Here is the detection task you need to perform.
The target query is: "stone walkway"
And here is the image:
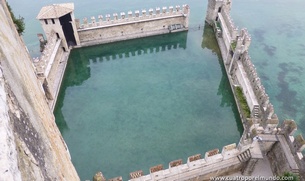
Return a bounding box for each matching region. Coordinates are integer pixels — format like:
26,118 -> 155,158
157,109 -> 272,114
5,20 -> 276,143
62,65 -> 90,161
48,50 -> 70,111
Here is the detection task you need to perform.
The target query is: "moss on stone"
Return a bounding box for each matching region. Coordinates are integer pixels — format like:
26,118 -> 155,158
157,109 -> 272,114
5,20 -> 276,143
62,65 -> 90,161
281,172 -> 299,181
295,135 -> 305,145
284,119 -> 297,130
235,86 -> 251,118
231,41 -> 237,51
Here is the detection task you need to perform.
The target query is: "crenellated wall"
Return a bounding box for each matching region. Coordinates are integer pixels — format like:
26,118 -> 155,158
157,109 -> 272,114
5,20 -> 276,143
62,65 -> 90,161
34,32 -> 60,78
76,5 -> 190,47
33,32 -> 68,110
207,0 -> 276,126
95,143 -> 251,181
217,9 -> 238,51
205,0 -> 305,179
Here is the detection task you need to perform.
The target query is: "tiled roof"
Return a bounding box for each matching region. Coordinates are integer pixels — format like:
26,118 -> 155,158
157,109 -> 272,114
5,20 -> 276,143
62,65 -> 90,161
37,3 -> 74,19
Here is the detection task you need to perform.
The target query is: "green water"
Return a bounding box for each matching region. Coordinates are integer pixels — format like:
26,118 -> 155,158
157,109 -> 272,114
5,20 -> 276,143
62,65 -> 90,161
54,28 -> 242,180
231,0 -> 305,133
7,0 -> 305,180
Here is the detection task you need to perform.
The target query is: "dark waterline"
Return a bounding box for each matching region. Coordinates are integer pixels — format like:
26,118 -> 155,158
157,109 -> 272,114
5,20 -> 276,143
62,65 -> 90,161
54,25 -> 243,180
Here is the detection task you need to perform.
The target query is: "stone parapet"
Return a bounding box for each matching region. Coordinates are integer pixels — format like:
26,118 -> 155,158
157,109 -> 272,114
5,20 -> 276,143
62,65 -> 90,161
207,0 -> 305,178
33,32 -> 59,78
77,5 -> 189,30
94,143 -> 244,181
220,9 -> 238,40
75,5 -> 189,48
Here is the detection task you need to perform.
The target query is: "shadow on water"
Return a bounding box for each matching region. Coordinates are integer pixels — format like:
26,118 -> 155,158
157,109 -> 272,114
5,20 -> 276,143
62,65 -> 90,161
74,31 -> 187,61
201,23 -> 243,137
54,32 -> 188,133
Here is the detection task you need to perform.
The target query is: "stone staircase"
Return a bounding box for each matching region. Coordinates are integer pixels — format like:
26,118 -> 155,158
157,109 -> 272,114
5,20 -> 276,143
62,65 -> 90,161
242,158 -> 259,176
237,149 -> 251,162
237,149 -> 260,176
252,105 -> 260,119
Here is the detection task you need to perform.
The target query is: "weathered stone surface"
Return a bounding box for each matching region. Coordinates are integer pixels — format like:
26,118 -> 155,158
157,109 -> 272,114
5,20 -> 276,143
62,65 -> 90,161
0,1 -> 79,180
169,159 -> 183,167
93,172 -> 106,181
150,164 -> 163,173
129,170 -> 143,179
188,154 -> 201,162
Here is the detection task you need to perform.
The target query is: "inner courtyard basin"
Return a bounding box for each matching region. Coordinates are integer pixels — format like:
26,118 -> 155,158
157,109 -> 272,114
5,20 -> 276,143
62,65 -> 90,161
54,26 -> 243,180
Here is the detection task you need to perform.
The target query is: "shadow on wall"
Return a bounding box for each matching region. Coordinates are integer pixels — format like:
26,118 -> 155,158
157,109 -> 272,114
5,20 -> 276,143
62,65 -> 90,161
202,23 -> 243,137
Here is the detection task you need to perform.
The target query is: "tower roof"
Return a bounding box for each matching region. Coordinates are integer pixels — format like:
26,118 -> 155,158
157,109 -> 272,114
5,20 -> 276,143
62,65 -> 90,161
36,3 -> 74,20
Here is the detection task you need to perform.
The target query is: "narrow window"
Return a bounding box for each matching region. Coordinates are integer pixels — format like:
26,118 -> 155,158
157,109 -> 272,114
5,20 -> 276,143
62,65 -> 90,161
218,7 -> 222,13
44,19 -> 48,25
56,33 -> 60,39
62,47 -> 66,52
52,19 -> 55,24
215,16 -> 219,21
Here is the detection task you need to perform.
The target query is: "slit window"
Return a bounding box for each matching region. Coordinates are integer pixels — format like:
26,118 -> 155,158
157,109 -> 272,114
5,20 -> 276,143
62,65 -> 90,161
218,7 -> 222,13
44,19 -> 48,25
52,19 -> 55,24
56,33 -> 60,39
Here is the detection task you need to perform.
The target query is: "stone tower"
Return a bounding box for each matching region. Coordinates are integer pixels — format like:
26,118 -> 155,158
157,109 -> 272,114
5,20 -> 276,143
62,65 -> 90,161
36,3 -> 80,50
205,0 -> 232,25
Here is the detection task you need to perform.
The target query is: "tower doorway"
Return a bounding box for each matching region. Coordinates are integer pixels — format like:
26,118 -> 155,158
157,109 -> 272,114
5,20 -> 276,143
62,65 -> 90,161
59,13 -> 77,47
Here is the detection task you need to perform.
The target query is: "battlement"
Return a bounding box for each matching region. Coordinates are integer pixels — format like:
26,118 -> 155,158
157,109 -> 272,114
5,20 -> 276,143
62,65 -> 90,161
33,32 -> 60,78
74,5 -> 189,47
33,31 -> 69,109
206,0 -> 305,178
219,9 -> 238,40
77,5 -> 190,30
96,143 -> 244,181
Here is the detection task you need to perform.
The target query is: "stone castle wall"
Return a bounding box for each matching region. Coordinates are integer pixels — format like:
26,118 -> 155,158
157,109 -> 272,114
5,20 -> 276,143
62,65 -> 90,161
217,9 -> 238,51
96,144 -> 248,181
34,32 -> 62,78
76,5 -> 189,47
33,32 -> 67,110
0,1 -> 79,180
206,0 -> 305,179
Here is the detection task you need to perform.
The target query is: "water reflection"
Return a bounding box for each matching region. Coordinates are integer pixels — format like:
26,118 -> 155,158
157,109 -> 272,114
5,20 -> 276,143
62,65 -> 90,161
74,32 -> 187,62
201,23 -> 243,136
54,32 -> 188,133
54,27 -> 245,180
